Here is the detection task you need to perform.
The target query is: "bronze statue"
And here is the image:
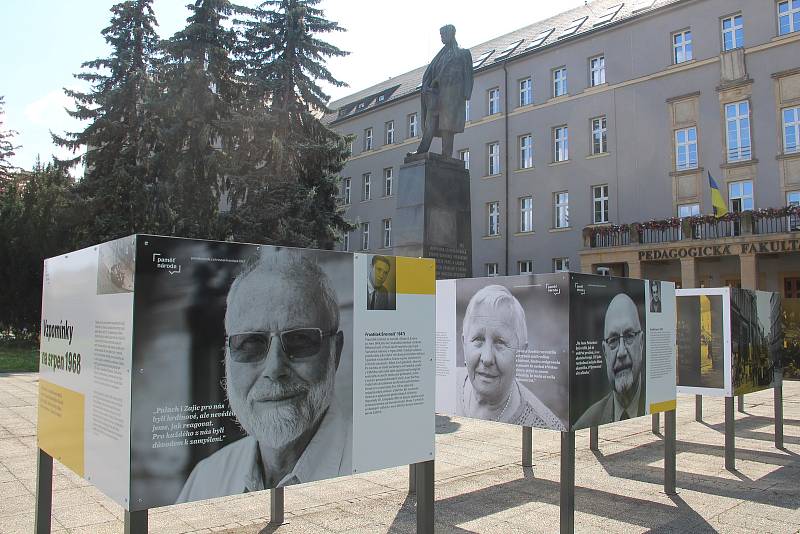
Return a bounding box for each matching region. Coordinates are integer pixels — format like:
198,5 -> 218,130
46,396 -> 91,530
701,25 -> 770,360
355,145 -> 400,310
412,25 -> 473,159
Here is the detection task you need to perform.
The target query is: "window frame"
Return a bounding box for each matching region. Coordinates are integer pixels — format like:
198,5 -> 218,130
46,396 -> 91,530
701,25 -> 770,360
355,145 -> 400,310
361,222 -> 370,250
407,113 -> 418,138
591,116 -> 607,155
487,201 -> 501,236
554,191 -> 570,229
342,231 -> 350,252
675,126 -> 698,170
728,180 -> 754,212
363,127 -> 373,151
778,0 -> 800,35
519,196 -> 534,233
342,177 -> 351,205
518,260 -> 534,275
553,257 -> 570,273
384,120 -> 394,145
783,106 -> 800,154
488,142 -> 501,175
552,67 -> 567,97
589,54 -> 606,87
519,134 -> 534,169
725,100 -> 752,163
553,125 -> 569,162
459,148 -> 470,170
383,167 -> 393,197
488,87 -> 501,115
519,77 -> 533,107
486,263 -> 499,277
721,13 -> 744,51
361,172 -> 371,201
672,29 -> 693,64
382,218 -> 392,248
592,184 -> 609,224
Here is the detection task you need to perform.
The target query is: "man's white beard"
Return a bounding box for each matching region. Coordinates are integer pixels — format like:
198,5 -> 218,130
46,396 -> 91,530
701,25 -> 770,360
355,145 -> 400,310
613,368 -> 634,395
226,358 -> 336,449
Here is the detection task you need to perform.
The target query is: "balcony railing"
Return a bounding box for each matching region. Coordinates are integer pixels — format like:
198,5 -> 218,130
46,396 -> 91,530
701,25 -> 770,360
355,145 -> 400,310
584,206 -> 800,249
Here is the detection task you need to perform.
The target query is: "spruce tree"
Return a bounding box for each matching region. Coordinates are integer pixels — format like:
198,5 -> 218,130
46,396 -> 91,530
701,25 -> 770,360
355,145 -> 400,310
53,0 -> 162,245
0,96 -> 19,185
229,0 -> 353,248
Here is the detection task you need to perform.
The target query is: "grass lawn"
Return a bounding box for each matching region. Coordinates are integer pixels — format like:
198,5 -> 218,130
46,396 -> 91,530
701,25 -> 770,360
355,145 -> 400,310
0,346 -> 39,372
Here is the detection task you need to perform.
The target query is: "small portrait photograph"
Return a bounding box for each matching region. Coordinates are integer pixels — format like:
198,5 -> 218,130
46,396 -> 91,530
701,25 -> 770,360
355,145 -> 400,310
453,276 -> 569,431
649,280 -> 662,313
571,276 -> 647,429
366,254 -> 396,310
96,237 -> 135,294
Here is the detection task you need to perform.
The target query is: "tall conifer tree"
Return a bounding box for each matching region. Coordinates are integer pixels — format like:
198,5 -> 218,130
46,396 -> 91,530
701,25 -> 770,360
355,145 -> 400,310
0,96 -> 19,185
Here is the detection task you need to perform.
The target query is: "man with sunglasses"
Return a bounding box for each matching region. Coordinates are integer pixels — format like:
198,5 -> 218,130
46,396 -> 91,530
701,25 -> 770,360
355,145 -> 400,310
576,293 -> 646,427
176,251 -> 350,503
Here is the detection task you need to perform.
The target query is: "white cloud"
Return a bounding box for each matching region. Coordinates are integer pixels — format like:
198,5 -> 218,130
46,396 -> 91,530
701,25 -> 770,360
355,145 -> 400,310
23,89 -> 74,127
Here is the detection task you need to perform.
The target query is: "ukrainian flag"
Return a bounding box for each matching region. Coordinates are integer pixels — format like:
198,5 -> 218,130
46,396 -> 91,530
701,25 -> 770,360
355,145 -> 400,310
708,172 -> 728,216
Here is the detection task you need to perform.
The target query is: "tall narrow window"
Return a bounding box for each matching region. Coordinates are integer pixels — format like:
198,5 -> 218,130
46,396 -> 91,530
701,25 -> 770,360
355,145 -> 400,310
553,257 -> 570,272
778,0 -> 800,35
675,127 -> 698,170
407,113 -> 418,138
519,134 -> 533,169
721,14 -> 744,50
554,191 -> 569,229
725,101 -> 751,162
361,222 -> 370,250
518,260 -> 534,275
729,180 -> 753,212
362,173 -> 371,201
592,185 -> 609,224
384,120 -> 394,145
591,116 -> 607,155
486,263 -> 499,277
519,196 -> 534,232
788,191 -> 800,230
382,219 -> 392,248
465,99 -> 471,122
488,142 -> 501,175
590,55 -> 605,86
672,30 -> 693,64
487,201 -> 500,236
553,67 -> 567,97
519,77 -> 533,106
364,127 -> 373,151
342,231 -> 350,252
342,177 -> 351,204
488,88 -> 501,115
783,106 -> 800,153
459,149 -> 470,170
553,126 -> 569,162
383,167 -> 393,197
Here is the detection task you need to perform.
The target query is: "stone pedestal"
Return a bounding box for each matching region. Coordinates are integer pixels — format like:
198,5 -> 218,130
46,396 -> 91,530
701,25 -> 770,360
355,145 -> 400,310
394,153 -> 472,279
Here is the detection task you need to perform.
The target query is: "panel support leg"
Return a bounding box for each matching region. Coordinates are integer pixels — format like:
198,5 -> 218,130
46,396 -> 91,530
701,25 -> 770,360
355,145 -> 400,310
652,412 -> 660,435
522,426 -> 533,467
415,460 -> 434,534
589,425 -> 598,451
124,510 -> 148,534
408,463 -> 416,494
35,448 -> 53,534
664,410 -> 677,495
270,487 -> 284,526
560,431 -> 575,534
695,395 -> 702,422
775,369 -> 784,449
725,396 -> 735,471
737,394 -> 744,413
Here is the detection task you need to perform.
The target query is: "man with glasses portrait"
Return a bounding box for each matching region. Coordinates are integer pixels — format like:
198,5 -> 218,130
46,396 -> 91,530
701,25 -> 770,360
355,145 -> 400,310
575,293 -> 646,426
176,250 -> 351,503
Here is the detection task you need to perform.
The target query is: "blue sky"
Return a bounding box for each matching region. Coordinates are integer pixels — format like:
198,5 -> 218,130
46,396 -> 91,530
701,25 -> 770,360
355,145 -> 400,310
0,0 -> 583,174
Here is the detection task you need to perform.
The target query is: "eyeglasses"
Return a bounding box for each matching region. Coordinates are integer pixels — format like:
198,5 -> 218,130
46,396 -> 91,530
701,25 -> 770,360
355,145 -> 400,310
227,328 -> 337,363
603,331 -> 642,351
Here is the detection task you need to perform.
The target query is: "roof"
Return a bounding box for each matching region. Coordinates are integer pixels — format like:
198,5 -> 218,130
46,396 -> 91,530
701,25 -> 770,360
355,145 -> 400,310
324,0 -> 682,125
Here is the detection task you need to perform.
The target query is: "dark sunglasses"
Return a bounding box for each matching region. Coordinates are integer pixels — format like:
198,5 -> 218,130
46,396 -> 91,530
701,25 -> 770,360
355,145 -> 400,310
227,328 -> 337,363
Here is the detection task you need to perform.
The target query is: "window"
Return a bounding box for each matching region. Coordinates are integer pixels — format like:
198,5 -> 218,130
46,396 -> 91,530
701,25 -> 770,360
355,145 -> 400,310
553,126 -> 569,162
519,134 -> 533,169
459,149 -> 470,170
672,30 -> 693,64
721,14 -> 744,50
361,222 -> 370,250
518,260 -> 534,275
675,127 -> 698,170
787,191 -> 800,230
348,138 -> 354,156
488,142 -> 501,175
591,116 -> 607,155
593,184 -> 609,224
383,168 -> 393,196
385,120 -> 394,145
678,203 -> 700,218
590,55 -> 605,86
554,191 -> 569,228
729,180 -> 753,212
778,0 -> 800,35
342,231 -> 350,252
465,100 -> 471,122
408,113 -> 418,138
361,173 -> 371,201
486,263 -> 499,277
553,257 -> 570,272
342,177 -> 351,204
364,127 -> 373,151
519,77 -> 533,106
786,277 -> 800,298
487,201 -> 500,236
553,67 -> 567,97
520,196 -> 534,232
783,106 -> 800,153
382,219 -> 392,248
725,101 -> 751,162
488,88 -> 501,115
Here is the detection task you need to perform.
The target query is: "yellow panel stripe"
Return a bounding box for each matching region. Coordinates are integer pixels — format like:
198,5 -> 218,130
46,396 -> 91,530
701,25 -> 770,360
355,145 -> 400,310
650,399 -> 677,413
395,257 -> 436,295
38,380 -> 85,477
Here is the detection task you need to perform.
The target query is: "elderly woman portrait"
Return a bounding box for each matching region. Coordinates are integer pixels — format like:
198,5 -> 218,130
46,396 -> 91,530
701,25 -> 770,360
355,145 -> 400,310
457,285 -> 563,429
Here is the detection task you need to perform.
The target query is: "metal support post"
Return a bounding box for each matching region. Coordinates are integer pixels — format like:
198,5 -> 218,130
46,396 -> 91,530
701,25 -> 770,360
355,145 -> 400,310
270,487 -> 284,526
589,425 -> 598,451
664,410 -> 677,495
775,370 -> 784,449
724,396 -> 735,471
522,426 -> 533,467
695,395 -> 702,422
415,460 -> 435,534
560,432 -> 575,534
737,394 -> 744,413
124,510 -> 148,534
408,463 -> 416,494
652,412 -> 660,435
35,449 -> 53,534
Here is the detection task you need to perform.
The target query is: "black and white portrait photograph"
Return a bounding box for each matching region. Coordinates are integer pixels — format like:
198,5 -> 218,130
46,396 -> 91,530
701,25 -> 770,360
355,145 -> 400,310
649,279 -> 662,313
366,254 -> 396,310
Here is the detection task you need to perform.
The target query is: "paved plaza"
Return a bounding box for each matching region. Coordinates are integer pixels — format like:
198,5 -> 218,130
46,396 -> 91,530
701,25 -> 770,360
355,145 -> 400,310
1,372 -> 798,533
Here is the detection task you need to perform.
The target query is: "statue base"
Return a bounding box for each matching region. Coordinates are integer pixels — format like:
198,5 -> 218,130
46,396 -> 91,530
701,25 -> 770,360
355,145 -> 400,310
394,153 -> 472,279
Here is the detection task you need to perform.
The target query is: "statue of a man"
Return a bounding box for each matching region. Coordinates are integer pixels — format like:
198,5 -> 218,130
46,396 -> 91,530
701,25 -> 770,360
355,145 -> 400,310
412,25 -> 473,159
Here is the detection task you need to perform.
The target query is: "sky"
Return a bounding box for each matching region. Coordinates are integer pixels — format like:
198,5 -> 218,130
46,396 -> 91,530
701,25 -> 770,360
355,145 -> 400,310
0,0 -> 585,173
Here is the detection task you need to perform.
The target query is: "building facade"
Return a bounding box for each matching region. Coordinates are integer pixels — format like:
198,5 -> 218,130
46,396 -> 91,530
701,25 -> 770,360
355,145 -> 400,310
325,0 -> 800,298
